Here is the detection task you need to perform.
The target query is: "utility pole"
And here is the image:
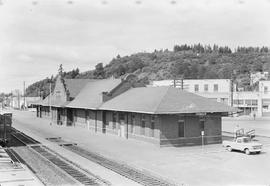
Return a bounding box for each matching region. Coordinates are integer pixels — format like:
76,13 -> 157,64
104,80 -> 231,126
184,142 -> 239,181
17,91 -> 20,110
23,81 -> 26,110
49,80 -> 52,125
230,78 -> 233,107
181,76 -> 184,90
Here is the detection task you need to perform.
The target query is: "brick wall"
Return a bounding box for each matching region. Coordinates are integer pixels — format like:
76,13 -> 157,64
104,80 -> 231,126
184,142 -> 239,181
41,106 -> 50,119
160,114 -> 222,147
74,109 -> 87,127
204,114 -> 222,144
98,111 -> 160,143
87,110 -> 97,131
96,111 -> 103,132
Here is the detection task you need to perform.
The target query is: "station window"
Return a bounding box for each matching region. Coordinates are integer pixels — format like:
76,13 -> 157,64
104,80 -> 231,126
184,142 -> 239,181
199,118 -> 205,131
194,84 -> 199,92
150,115 -> 155,137
204,84 -> 208,92
214,84 -> 218,92
119,112 -> 125,121
73,110 -> 77,122
131,113 -> 135,134
141,114 -> 145,135
178,118 -> 185,137
112,112 -> 117,130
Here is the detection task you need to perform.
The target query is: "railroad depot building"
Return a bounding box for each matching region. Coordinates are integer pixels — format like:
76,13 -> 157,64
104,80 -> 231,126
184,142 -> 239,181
34,75 -> 236,146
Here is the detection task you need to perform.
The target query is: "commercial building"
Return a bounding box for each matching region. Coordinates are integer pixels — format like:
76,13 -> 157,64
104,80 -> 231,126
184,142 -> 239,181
34,74 -> 235,147
152,79 -> 232,105
152,79 -> 270,117
259,81 -> 270,116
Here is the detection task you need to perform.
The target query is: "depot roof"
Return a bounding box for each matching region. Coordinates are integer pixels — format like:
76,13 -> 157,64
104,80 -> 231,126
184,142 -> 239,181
99,86 -> 237,114
66,78 -> 122,109
64,79 -> 96,98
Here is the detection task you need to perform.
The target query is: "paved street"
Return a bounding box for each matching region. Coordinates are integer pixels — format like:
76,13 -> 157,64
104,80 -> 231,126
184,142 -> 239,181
11,110 -> 270,186
223,116 -> 270,137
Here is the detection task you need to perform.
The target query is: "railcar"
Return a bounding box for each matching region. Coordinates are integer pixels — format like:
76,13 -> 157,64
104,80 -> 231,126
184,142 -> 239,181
0,111 -> 12,146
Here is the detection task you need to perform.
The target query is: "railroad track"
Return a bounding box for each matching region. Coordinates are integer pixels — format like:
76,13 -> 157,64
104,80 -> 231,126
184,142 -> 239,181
64,145 -> 176,186
31,146 -> 105,186
5,148 -> 24,163
9,128 -> 110,186
4,147 -> 40,176
10,128 -> 40,145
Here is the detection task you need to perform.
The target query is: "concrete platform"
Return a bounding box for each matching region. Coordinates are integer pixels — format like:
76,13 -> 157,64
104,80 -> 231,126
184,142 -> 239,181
0,147 -> 44,186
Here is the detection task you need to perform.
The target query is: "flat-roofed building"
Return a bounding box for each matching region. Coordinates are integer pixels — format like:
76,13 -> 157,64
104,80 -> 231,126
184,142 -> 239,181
152,79 -> 231,105
233,91 -> 260,116
259,80 -> 270,116
152,79 -> 270,117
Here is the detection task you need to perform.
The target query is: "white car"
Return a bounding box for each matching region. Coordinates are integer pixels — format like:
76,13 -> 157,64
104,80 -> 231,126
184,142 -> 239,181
223,137 -> 262,155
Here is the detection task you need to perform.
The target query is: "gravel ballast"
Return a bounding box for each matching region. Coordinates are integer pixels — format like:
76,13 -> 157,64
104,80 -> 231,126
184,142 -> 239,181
13,146 -> 79,186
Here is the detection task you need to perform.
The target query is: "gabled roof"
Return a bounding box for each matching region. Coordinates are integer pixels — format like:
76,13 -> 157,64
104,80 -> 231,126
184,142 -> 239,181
99,86 -> 237,114
33,95 -> 69,107
66,78 -> 122,109
32,78 -> 96,107
64,79 -> 96,98
39,95 -> 50,106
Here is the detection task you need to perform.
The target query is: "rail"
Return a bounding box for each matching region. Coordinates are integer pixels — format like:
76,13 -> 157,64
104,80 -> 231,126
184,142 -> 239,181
63,145 -> 176,186
9,128 -> 109,186
31,146 -> 106,186
10,131 -> 40,145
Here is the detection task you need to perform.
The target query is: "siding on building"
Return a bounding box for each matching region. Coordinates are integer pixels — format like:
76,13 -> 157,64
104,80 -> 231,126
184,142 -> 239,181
159,114 -> 222,147
34,76 -> 233,147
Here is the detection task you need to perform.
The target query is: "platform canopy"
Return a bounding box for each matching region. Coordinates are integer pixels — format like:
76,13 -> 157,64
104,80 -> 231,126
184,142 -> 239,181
99,86 -> 238,114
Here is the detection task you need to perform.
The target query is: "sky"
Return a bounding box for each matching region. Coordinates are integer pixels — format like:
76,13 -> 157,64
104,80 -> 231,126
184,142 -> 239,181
0,0 -> 270,93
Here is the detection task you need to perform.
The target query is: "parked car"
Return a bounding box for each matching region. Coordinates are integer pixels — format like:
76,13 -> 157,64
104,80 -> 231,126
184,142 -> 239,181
223,137 -> 262,155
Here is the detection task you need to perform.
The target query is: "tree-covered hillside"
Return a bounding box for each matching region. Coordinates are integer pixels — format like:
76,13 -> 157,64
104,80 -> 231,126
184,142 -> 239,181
25,44 -> 270,97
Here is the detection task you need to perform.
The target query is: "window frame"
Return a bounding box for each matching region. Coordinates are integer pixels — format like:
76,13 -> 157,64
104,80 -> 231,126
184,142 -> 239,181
141,114 -> 146,135
213,84 -> 218,92
194,84 -> 199,92
199,118 -> 205,132
150,115 -> 155,137
178,118 -> 185,138
204,84 -> 208,92
112,112 -> 117,130
131,113 -> 135,134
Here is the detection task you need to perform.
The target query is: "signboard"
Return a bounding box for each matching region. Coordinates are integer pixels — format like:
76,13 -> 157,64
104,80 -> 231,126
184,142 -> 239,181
201,131 -> 204,136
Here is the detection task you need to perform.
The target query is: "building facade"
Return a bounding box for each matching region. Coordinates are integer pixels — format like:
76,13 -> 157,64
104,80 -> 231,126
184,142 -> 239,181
152,79 -> 232,105
152,79 -> 270,117
259,81 -> 270,116
34,76 -> 235,147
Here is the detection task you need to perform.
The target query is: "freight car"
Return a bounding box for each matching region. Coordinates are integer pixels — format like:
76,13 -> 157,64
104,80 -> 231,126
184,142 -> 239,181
0,111 -> 12,146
